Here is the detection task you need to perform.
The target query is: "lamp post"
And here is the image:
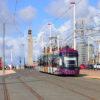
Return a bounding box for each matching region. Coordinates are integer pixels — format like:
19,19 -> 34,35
3,23 -> 6,74
20,43 -> 25,69
70,1 -> 76,50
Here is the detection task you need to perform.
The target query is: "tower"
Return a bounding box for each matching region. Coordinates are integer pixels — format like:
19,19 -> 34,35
27,29 -> 33,66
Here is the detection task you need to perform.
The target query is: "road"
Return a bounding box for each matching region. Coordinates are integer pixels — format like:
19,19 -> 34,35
0,69 -> 100,100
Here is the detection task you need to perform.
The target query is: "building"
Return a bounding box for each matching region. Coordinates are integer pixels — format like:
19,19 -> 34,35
78,42 -> 88,65
77,42 -> 95,65
88,44 -> 95,64
27,29 -> 33,66
77,42 -> 88,65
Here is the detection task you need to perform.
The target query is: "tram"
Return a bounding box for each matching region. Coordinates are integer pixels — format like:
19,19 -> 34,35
38,46 -> 80,75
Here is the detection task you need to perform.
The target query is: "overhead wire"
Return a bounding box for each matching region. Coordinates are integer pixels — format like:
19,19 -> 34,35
13,0 -> 84,47
49,0 -> 84,46
13,0 -> 24,35
12,0 -> 26,66
39,0 -> 83,47
52,0 -> 83,23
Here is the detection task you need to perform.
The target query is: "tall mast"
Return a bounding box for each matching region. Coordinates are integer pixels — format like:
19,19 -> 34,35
3,23 -> 5,73
71,1 -> 76,50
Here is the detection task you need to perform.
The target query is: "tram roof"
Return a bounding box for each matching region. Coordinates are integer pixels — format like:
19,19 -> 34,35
60,46 -> 78,53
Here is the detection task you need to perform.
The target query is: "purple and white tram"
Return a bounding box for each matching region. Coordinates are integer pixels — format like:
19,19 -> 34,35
39,46 -> 80,75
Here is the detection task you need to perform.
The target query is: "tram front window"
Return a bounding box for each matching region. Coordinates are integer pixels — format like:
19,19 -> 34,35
64,57 -> 77,68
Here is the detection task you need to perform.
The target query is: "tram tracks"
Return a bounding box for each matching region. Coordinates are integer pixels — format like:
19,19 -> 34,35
26,71 -> 97,100
52,76 -> 100,92
15,70 -> 99,100
2,77 -> 10,100
16,76 -> 44,100
1,72 -> 44,100
2,69 -> 99,100
34,71 -> 100,92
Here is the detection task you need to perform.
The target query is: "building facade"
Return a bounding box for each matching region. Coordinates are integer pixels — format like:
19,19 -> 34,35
77,42 -> 94,65
77,42 -> 88,65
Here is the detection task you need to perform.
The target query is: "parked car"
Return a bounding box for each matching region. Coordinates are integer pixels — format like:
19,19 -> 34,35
80,64 -> 87,69
94,64 -> 100,70
87,64 -> 94,69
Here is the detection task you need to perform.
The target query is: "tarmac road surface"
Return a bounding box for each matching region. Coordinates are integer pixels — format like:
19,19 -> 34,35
0,69 -> 100,100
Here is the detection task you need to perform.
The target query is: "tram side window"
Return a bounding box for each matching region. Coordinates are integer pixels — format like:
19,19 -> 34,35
56,57 -> 62,67
52,57 -> 63,67
52,58 -> 57,67
59,58 -> 62,66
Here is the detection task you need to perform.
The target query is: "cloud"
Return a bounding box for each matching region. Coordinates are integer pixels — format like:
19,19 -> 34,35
18,6 -> 36,21
0,36 -> 26,65
88,6 -> 98,17
0,0 -> 10,22
58,20 -> 71,33
46,0 -> 89,19
46,0 -> 69,18
36,21 -> 73,50
97,0 -> 100,9
0,0 -> 19,36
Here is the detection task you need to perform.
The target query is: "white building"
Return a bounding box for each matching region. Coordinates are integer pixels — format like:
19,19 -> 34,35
77,42 -> 94,65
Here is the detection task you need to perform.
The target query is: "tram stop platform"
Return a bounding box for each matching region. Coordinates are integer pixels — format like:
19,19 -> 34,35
0,70 -> 16,76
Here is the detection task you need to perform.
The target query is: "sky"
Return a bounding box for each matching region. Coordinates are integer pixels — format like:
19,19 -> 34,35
0,0 -> 100,65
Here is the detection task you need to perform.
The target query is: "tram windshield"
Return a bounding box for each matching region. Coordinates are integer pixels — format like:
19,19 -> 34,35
64,57 -> 77,68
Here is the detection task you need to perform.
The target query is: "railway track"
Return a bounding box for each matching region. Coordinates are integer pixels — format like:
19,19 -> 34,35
2,76 -> 10,100
14,69 -> 100,100
16,76 -> 44,100
24,70 -> 97,100
43,74 -> 100,93
1,71 -> 44,100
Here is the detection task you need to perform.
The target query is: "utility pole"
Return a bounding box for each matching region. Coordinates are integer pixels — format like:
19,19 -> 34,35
21,43 -> 25,68
71,1 -> 76,50
3,23 -> 5,74
11,49 -> 13,68
19,57 -> 21,69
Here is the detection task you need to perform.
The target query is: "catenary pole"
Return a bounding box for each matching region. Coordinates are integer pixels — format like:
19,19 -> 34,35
3,23 -> 5,74
71,1 -> 76,50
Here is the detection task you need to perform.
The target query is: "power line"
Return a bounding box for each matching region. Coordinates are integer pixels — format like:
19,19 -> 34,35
51,0 -> 83,23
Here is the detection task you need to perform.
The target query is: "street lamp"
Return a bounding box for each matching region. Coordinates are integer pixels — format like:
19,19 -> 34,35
3,23 -> 6,74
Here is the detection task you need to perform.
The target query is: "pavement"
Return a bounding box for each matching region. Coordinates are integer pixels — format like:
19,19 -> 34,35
80,69 -> 100,79
0,69 -> 100,100
0,70 -> 16,76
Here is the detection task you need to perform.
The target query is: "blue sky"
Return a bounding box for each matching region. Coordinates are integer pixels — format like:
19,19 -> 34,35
89,0 -> 99,6
4,0 -> 100,37
0,0 -> 100,65
6,0 -> 53,37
